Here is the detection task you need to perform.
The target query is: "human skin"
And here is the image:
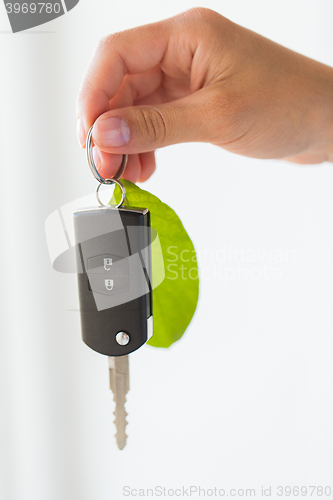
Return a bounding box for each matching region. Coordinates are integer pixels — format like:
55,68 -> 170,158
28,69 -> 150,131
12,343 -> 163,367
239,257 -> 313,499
76,7 -> 333,183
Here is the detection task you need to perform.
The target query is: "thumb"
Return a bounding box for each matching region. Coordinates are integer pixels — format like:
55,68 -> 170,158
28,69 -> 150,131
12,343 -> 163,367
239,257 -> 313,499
92,89 -> 219,154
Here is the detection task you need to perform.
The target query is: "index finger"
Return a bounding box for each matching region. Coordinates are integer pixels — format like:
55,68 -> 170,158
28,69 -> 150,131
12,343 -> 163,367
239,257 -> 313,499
76,20 -> 171,138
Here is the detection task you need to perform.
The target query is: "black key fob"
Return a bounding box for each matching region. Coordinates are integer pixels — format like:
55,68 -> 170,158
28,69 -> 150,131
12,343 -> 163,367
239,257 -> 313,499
73,205 -> 153,357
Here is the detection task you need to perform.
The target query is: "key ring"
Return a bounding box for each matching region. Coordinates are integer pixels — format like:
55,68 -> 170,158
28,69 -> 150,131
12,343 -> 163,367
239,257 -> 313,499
86,124 -> 127,208
86,124 -> 128,183
96,178 -> 126,208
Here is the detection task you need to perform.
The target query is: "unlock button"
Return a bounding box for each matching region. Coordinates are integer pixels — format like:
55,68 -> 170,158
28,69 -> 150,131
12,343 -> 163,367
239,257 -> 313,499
88,274 -> 130,295
87,255 -> 129,274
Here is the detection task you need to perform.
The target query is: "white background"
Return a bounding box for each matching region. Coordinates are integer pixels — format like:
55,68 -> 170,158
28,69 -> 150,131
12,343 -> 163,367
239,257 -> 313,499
0,1 -> 333,499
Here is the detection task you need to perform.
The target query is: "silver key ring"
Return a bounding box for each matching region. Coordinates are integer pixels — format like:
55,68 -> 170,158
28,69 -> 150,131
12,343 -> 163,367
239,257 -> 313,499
96,178 -> 126,208
86,124 -> 128,183
86,123 -> 127,208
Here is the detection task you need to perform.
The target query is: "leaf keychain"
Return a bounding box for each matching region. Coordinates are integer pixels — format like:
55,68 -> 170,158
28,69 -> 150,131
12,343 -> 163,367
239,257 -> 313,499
112,180 -> 199,348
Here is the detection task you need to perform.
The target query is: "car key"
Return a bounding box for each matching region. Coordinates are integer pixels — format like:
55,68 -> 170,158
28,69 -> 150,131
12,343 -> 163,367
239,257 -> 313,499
73,201 -> 153,448
73,130 -> 153,449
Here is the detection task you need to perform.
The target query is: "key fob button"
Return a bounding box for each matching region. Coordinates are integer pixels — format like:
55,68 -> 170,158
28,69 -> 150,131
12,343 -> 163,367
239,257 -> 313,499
88,274 -> 130,295
87,255 -> 129,275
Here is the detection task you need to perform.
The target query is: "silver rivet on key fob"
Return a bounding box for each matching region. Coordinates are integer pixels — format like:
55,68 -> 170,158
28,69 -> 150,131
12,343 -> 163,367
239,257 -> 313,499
116,332 -> 130,345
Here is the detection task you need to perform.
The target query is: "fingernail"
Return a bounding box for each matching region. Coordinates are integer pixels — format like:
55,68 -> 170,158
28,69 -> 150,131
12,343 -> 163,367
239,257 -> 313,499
77,118 -> 85,148
92,147 -> 102,171
94,117 -> 130,147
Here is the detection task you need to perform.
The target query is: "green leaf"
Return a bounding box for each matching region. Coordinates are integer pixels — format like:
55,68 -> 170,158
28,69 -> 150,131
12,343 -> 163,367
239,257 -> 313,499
112,180 -> 199,348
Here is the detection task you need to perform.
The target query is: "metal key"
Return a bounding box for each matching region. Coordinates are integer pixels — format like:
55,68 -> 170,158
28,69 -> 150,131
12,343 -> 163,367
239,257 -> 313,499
73,204 -> 153,449
109,356 -> 129,450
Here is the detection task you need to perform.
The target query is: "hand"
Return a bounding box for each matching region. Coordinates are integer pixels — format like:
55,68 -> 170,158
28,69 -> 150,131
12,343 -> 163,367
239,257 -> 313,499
76,7 -> 333,183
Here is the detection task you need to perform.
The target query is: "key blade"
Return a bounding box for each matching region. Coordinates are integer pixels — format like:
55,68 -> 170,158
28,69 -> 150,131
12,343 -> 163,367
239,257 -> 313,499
108,355 -> 130,450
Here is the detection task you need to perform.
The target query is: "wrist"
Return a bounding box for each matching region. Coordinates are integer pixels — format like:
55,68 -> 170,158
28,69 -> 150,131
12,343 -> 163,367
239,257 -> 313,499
309,61 -> 333,162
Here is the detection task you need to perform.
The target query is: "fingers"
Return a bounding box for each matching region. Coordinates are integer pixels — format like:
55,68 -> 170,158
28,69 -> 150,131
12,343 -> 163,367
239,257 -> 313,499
119,152 -> 156,183
121,154 -> 141,183
76,8 -> 221,183
76,20 -> 172,144
109,67 -> 164,110
92,148 -> 123,179
285,151 -> 330,164
90,68 -> 163,181
76,8 -> 208,146
138,152 -> 156,182
88,68 -> 164,181
76,13 -> 196,182
94,148 -> 156,183
91,88 -> 221,154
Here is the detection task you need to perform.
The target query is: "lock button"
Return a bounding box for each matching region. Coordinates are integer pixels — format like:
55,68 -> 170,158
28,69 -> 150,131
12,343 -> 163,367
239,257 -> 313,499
88,274 -> 130,295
